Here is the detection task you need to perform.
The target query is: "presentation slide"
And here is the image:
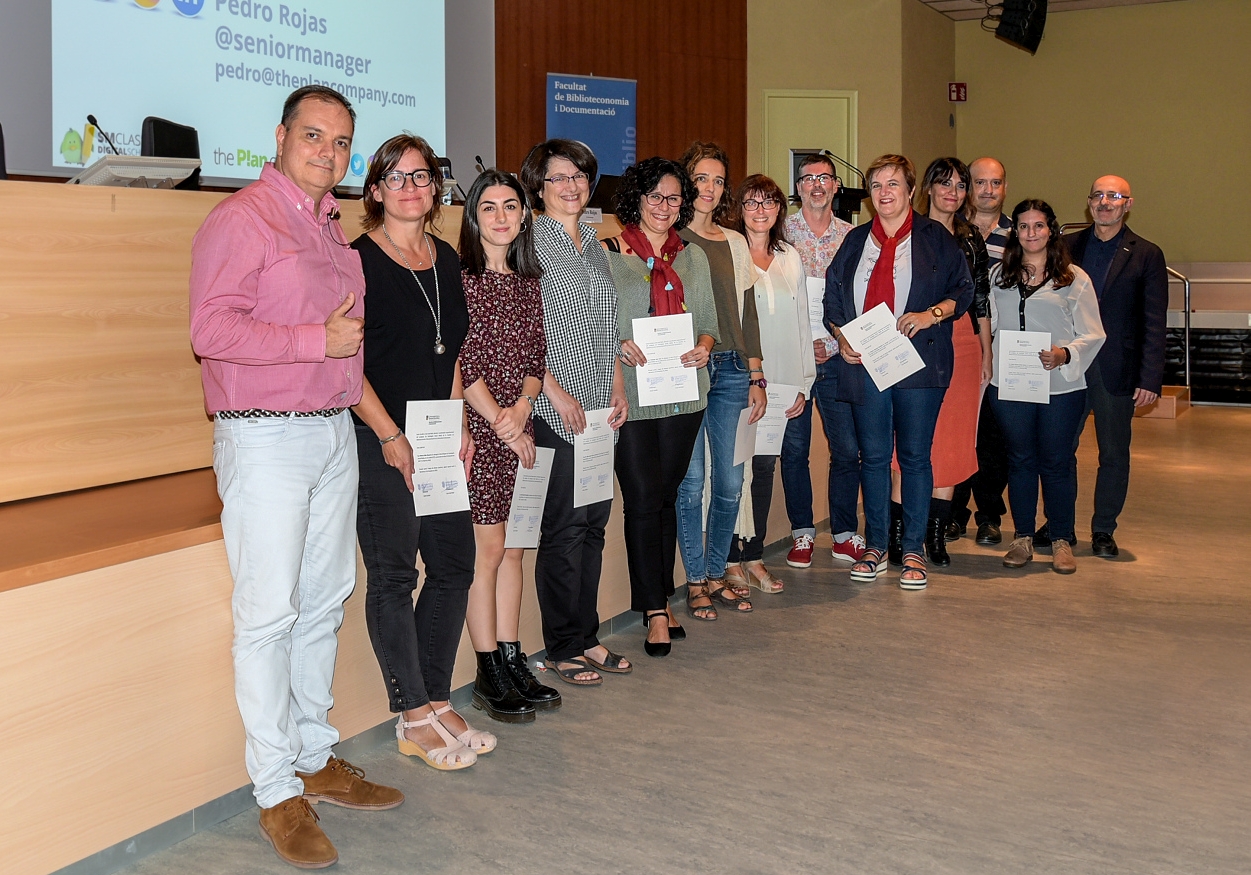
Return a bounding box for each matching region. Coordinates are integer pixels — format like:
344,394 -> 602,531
51,0 -> 445,186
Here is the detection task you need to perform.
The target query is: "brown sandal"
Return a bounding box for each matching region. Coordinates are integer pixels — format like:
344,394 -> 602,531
707,579 -> 753,612
685,584 -> 718,621
722,563 -> 751,598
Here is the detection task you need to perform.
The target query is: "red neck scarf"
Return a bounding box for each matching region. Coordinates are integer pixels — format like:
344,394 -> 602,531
863,209 -> 914,314
620,224 -> 686,317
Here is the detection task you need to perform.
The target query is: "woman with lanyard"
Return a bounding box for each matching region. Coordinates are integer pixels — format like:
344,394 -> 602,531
989,199 -> 1105,574
726,174 -> 815,594
607,157 -> 719,657
886,157 -> 993,568
519,140 -> 631,686
457,169 -> 561,723
826,154 -> 973,591
674,141 -> 764,620
350,133 -> 485,770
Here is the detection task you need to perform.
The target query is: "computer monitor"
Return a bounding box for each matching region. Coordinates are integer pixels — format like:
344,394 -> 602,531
141,117 -> 200,190
585,174 -> 621,214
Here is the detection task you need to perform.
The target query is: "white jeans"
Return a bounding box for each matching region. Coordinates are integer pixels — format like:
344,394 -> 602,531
212,412 -> 359,809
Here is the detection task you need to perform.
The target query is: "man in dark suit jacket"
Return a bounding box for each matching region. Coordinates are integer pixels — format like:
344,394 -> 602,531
1062,175 -> 1168,557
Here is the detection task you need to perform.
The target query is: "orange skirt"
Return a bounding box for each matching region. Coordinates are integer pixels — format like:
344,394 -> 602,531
929,316 -> 983,488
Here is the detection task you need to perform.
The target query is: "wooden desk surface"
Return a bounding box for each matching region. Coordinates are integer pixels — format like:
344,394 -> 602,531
0,468 -> 222,593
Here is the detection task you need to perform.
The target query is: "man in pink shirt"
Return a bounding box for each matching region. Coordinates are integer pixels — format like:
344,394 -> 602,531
190,85 -> 402,870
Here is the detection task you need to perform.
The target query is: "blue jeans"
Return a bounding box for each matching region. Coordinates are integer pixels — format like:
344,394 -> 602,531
780,359 -> 861,540
677,351 -> 749,582
213,412 -> 359,809
989,385 -> 1087,544
851,371 -> 946,556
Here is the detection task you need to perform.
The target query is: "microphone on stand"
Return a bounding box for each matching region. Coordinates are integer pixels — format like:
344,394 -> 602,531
86,115 -> 122,156
474,155 -> 487,173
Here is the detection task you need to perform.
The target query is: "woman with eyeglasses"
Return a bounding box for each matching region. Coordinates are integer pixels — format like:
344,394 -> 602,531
605,157 -> 719,657
884,158 -> 993,568
989,199 -> 1105,575
457,169 -> 562,723
826,154 -> 974,591
518,140 -> 631,686
670,141 -> 762,620
727,174 -> 816,592
350,133 -> 484,770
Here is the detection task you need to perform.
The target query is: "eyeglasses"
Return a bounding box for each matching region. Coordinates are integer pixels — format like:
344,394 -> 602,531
797,173 -> 835,187
382,169 -> 435,190
742,197 -> 782,211
644,192 -> 684,207
1088,191 -> 1130,203
544,172 -> 590,186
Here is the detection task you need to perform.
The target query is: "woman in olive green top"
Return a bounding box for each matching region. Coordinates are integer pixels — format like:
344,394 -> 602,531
675,141 -> 765,618
605,157 -> 719,657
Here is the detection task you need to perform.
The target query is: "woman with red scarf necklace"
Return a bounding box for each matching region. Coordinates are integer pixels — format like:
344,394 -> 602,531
604,157 -> 720,658
825,155 -> 975,591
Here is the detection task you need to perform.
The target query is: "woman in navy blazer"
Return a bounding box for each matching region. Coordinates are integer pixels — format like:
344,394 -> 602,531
824,154 -> 974,590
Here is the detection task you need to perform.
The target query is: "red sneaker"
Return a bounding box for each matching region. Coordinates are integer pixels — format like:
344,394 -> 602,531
786,535 -> 815,568
831,535 -> 866,564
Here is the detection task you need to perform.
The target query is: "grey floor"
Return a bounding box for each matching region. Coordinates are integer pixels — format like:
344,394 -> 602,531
119,407 -> 1251,875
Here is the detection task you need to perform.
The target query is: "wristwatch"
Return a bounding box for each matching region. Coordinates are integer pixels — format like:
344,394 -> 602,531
749,377 -> 768,389
930,305 -> 945,323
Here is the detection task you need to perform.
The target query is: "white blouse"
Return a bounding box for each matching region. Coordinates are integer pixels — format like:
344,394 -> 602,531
989,264 -> 1106,395
853,234 -> 913,318
753,243 -> 816,398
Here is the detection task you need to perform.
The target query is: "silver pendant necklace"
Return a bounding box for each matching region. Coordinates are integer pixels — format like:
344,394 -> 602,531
382,224 -> 445,354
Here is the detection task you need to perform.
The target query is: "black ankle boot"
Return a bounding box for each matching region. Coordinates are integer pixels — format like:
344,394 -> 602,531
888,501 -> 904,567
925,516 -> 951,567
498,641 -> 561,711
472,650 -> 536,724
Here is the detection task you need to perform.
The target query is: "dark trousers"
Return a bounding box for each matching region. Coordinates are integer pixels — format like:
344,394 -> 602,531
730,454 -> 777,564
952,390 -> 1010,527
355,425 -> 474,712
1071,363 -> 1136,535
779,360 -> 861,538
533,416 -> 611,661
989,387 -> 1087,544
616,411 -> 704,613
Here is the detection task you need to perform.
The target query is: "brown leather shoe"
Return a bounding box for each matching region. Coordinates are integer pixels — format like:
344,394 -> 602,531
298,756 -> 404,810
1003,536 -> 1033,568
259,797 -> 338,869
1052,539 -> 1077,574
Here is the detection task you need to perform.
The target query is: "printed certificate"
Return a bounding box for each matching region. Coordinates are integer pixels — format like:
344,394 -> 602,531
633,313 -> 699,406
574,408 -> 615,507
504,447 -> 555,549
996,330 -> 1052,404
405,399 -> 471,517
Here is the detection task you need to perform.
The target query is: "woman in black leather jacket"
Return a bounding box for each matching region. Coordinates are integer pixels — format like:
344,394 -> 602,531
886,157 -> 992,567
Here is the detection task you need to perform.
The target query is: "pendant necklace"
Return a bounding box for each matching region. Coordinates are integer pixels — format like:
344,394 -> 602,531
382,224 -> 445,354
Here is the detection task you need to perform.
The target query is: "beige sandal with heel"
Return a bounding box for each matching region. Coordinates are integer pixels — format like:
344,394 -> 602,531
396,712 -> 476,771
433,704 -> 496,754
744,561 -> 784,594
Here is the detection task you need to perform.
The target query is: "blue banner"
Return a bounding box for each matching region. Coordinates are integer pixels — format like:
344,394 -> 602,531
546,73 -> 637,177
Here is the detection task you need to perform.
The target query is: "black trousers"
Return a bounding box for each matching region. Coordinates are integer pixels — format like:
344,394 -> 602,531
1071,363 -> 1136,535
533,416 -> 612,661
355,424 -> 474,712
615,411 -> 704,613
952,390 -> 1010,526
729,454 -> 777,564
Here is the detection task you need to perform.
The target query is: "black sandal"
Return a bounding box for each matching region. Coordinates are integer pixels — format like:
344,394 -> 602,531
543,656 -> 603,686
582,648 -> 632,674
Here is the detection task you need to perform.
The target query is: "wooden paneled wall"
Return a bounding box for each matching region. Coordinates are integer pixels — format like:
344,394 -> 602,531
494,0 -> 748,180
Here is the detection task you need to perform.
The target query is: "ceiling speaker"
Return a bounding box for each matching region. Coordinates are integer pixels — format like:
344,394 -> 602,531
994,0 -> 1048,55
